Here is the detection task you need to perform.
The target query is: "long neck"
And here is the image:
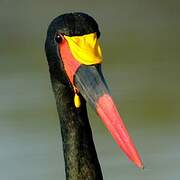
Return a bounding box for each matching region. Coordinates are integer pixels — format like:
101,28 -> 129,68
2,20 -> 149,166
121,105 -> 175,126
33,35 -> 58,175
51,78 -> 103,180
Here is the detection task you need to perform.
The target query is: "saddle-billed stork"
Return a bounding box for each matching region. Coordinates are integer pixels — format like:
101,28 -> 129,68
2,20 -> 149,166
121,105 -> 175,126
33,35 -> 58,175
45,12 -> 143,180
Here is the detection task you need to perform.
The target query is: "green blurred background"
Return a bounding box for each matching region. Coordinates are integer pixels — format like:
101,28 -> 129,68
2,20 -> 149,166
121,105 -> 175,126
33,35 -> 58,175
0,0 -> 180,180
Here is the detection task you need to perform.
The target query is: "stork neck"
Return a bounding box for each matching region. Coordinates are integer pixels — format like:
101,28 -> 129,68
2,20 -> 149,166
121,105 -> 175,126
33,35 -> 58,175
51,78 -> 103,180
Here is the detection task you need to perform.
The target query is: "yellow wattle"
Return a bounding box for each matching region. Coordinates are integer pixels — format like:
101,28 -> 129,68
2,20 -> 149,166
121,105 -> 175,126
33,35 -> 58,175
74,93 -> 81,108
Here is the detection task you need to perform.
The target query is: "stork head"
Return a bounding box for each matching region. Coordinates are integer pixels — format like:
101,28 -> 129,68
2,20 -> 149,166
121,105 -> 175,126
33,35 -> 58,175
45,12 -> 143,169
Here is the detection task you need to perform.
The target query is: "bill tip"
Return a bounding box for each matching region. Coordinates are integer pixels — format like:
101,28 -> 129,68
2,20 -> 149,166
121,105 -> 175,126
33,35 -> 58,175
137,163 -> 144,170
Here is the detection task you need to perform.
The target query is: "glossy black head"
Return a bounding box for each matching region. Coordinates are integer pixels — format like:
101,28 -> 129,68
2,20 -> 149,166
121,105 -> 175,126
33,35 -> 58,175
45,12 -> 100,84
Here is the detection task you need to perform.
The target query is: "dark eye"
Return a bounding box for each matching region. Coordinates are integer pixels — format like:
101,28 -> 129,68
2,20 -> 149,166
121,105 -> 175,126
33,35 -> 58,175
55,33 -> 62,43
97,31 -> 100,38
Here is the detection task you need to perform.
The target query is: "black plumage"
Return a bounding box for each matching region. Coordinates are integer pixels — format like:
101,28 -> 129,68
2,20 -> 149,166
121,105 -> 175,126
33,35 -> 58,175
45,12 -> 103,180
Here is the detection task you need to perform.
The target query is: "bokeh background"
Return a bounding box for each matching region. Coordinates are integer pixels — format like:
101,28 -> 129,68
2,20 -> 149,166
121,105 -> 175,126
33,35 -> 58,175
0,0 -> 180,180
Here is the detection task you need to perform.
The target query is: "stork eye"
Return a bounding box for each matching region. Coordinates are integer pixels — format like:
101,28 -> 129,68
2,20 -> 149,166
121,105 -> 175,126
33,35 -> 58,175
97,31 -> 100,38
55,33 -> 62,43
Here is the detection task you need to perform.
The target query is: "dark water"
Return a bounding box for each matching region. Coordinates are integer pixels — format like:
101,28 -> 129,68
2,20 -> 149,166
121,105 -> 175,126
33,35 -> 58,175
0,0 -> 180,179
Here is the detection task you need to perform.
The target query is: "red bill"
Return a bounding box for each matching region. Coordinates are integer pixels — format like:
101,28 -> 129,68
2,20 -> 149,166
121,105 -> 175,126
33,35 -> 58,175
58,33 -> 144,168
